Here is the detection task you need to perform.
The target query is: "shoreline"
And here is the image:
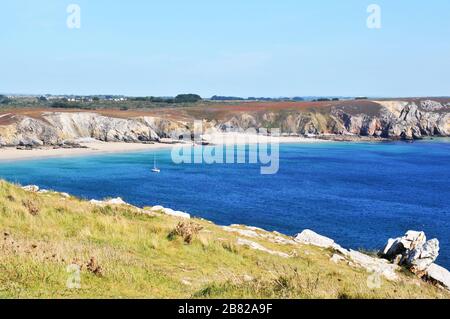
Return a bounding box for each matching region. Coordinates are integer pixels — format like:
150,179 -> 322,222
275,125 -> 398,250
0,141 -> 178,162
0,134 -> 446,162
0,135 -> 326,162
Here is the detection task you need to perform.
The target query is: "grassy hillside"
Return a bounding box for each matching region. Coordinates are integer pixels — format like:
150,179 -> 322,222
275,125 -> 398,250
0,180 -> 448,299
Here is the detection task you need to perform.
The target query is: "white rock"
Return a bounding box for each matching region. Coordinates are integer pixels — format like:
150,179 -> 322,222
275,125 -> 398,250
89,197 -> 128,206
105,197 -> 127,205
244,226 -> 265,232
380,231 -> 439,273
164,208 -> 190,219
60,192 -> 70,198
347,250 -> 399,281
426,263 -> 450,290
401,230 -> 426,250
148,205 -> 190,218
269,235 -> 297,245
236,238 -> 290,258
222,226 -> 259,238
406,239 -> 440,272
294,229 -> 335,248
332,244 -> 350,256
330,254 -> 345,264
89,199 -> 104,205
21,185 -> 39,192
223,225 -> 297,245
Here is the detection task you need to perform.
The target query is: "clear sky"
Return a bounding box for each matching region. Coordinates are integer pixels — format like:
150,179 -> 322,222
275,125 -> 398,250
1,0 -> 449,97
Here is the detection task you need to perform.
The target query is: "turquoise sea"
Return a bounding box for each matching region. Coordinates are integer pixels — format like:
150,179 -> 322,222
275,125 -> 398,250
1,139 -> 449,268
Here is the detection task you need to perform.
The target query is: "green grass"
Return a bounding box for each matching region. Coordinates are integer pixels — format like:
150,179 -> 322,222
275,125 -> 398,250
0,180 -> 448,299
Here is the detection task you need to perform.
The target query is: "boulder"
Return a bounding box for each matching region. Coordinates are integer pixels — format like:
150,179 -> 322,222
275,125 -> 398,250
380,230 -> 428,260
294,229 -> 335,248
380,231 -> 441,276
426,263 -> 450,290
405,239 -> 440,272
159,207 -> 190,219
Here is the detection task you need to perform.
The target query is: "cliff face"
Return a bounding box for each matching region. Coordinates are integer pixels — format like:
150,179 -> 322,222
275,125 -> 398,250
218,100 -> 450,140
0,112 -> 188,146
0,99 -> 449,146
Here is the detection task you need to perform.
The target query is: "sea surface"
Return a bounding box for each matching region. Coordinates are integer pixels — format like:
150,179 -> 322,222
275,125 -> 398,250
1,140 -> 449,268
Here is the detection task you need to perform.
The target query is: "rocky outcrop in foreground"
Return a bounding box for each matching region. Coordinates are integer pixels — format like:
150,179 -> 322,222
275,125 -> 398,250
1,99 -> 449,146
294,229 -> 450,291
221,226 -> 450,289
380,231 -> 450,290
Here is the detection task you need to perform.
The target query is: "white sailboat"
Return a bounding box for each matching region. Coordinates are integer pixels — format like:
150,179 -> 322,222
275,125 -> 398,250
151,156 -> 160,173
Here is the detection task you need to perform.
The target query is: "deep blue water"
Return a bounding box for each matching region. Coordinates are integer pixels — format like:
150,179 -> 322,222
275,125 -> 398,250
1,140 -> 449,268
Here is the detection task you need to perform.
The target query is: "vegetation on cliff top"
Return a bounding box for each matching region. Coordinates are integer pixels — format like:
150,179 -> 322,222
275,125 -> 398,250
0,180 -> 448,299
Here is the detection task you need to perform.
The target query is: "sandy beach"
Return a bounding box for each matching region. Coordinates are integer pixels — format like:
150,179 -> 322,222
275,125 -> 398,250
0,141 -> 179,162
0,135 -> 324,162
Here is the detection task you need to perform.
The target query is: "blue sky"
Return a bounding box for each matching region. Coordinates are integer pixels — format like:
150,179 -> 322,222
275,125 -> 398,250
1,0 -> 449,97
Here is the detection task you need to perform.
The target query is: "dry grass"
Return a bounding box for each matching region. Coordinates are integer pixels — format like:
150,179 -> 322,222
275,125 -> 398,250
168,221 -> 203,244
0,180 -> 449,299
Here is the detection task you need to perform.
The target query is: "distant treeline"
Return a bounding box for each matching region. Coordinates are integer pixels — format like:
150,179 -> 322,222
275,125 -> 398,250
48,94 -> 203,109
130,94 -> 202,103
312,98 -> 340,102
211,95 -> 305,101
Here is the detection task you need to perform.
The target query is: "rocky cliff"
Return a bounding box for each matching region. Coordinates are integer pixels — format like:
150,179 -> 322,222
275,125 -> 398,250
0,112 -> 187,146
217,99 -> 450,140
0,99 -> 449,146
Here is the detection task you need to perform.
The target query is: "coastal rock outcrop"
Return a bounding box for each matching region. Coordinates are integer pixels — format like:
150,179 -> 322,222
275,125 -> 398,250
294,229 -> 335,248
405,239 -> 440,272
380,230 -> 439,274
426,263 -> 450,290
291,228 -> 449,287
293,229 -> 399,281
377,230 -> 450,291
